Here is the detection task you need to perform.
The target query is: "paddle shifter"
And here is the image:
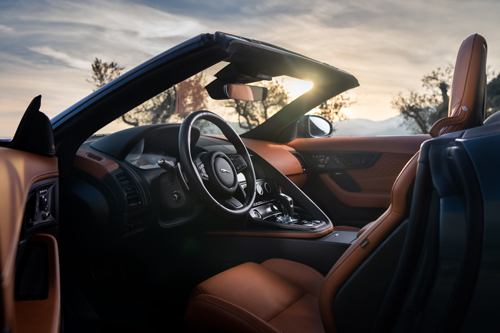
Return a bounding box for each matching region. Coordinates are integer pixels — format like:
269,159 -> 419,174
277,193 -> 297,224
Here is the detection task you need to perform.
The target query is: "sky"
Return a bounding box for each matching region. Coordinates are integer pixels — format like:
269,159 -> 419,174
1,0 -> 500,137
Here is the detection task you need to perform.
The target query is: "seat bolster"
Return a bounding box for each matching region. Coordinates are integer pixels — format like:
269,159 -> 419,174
185,261 -> 325,332
319,154 -> 419,332
356,222 -> 375,238
268,294 -> 325,333
261,259 -> 325,297
186,294 -> 283,333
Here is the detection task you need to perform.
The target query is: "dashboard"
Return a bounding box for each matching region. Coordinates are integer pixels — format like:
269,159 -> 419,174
70,123 -> 331,244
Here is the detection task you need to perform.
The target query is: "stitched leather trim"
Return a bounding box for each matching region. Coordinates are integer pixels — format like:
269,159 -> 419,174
192,294 -> 284,333
262,259 -> 325,281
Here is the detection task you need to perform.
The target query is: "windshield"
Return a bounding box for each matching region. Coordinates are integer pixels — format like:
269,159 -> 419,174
95,62 -> 313,136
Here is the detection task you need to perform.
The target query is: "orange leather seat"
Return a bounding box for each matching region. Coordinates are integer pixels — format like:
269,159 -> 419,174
185,33 -> 487,333
186,259 -> 325,332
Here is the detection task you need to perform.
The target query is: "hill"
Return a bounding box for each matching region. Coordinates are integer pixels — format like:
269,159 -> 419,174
331,115 -> 412,137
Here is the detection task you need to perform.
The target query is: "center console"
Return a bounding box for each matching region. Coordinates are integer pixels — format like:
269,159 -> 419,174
245,179 -> 328,231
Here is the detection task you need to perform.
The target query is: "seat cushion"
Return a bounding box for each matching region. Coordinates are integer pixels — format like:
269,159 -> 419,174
185,259 -> 325,333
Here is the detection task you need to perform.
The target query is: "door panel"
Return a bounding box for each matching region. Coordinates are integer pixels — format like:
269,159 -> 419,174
288,136 -> 429,227
0,146 -> 59,332
289,136 -> 429,154
318,152 -> 415,208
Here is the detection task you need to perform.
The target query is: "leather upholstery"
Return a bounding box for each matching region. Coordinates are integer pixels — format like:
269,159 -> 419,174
74,148 -> 119,179
14,233 -> 61,333
429,33 -> 487,137
185,259 -> 325,333
319,154 -> 418,332
242,138 -> 303,177
288,136 -> 427,155
0,147 -> 58,331
185,34 -> 487,333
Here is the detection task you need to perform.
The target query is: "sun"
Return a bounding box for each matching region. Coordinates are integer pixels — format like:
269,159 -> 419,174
282,77 -> 314,99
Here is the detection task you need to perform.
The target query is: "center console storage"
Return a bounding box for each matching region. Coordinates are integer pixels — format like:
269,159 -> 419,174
320,230 -> 358,244
246,179 -> 328,231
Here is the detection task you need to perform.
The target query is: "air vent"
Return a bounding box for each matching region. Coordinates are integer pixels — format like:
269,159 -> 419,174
116,172 -> 142,207
86,152 -> 103,161
290,152 -> 307,171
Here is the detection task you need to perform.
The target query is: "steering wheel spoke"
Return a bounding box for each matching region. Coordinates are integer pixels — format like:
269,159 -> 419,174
228,154 -> 248,173
196,162 -> 210,181
193,153 -> 210,181
221,196 -> 243,209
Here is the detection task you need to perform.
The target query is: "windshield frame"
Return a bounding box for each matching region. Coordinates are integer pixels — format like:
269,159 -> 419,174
52,32 -> 359,159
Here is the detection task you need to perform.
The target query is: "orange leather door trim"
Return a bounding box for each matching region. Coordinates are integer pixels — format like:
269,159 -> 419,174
288,136 -> 428,208
0,147 -> 58,331
320,173 -> 391,207
288,136 -> 429,154
242,138 -> 303,176
319,153 -> 414,207
14,234 -> 60,333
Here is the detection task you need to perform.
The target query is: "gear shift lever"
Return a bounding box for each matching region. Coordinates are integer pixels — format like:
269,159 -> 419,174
279,193 -> 294,217
278,193 -> 297,224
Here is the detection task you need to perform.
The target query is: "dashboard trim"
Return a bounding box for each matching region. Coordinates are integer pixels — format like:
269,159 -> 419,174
204,223 -> 334,239
74,148 -> 119,179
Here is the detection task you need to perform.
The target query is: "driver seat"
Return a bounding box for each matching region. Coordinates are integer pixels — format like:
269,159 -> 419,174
184,33 -> 487,333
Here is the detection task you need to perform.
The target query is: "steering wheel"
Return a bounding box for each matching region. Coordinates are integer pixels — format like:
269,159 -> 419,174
178,110 -> 256,218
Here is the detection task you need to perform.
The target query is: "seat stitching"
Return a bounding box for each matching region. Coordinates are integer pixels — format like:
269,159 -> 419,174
194,295 -> 284,333
263,258 -> 325,280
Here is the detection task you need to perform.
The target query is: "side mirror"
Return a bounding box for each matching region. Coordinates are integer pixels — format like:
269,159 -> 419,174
297,115 -> 333,138
224,84 -> 268,101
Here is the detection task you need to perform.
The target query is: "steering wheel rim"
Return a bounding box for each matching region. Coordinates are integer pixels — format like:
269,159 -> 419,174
179,110 -> 256,218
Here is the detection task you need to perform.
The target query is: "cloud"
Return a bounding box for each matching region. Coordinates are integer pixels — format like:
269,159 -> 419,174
1,0 -> 500,133
28,46 -> 90,70
0,0 -> 211,136
0,24 -> 14,33
0,0 -> 208,69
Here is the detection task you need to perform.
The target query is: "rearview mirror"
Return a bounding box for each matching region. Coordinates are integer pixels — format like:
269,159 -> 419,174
224,84 -> 268,101
297,115 -> 333,138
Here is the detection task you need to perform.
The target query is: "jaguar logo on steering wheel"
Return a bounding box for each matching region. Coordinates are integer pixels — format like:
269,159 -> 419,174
220,168 -> 232,174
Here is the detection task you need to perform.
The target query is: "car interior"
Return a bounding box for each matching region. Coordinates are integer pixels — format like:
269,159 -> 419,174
0,32 -> 495,332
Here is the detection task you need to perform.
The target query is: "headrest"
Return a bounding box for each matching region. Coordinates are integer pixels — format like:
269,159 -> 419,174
484,110 -> 500,126
429,34 -> 487,137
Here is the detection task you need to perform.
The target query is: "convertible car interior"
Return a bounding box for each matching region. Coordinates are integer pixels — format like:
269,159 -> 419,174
0,32 -> 497,332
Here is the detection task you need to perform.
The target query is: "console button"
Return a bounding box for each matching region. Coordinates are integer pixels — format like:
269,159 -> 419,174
252,210 -> 262,219
256,184 -> 264,195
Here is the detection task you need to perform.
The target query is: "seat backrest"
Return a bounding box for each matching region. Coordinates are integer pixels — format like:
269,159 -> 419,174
319,33 -> 487,333
429,34 -> 487,137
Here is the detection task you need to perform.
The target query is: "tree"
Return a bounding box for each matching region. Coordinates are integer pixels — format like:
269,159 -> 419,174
176,72 -> 209,115
421,66 -> 453,124
226,79 -> 290,130
87,58 -> 124,90
392,66 -> 453,134
393,65 -> 500,134
121,73 -> 210,127
487,73 -> 500,117
88,58 -> 211,127
121,87 -> 177,126
312,93 -> 352,125
392,90 -> 440,134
